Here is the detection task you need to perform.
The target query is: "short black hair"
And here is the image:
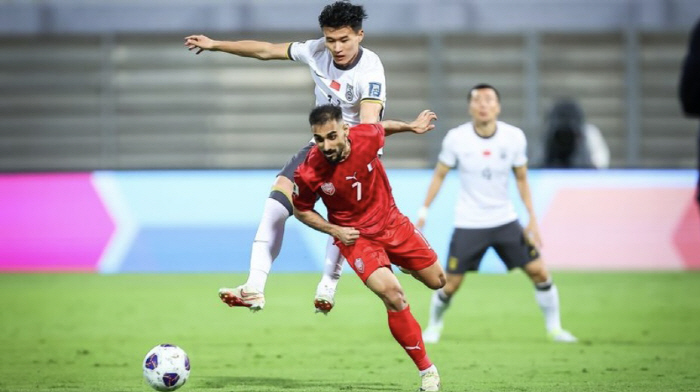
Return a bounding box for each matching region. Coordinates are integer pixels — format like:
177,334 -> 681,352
468,83 -> 501,102
309,104 -> 343,126
318,1 -> 367,32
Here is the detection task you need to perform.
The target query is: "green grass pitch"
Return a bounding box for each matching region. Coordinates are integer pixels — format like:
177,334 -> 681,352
1,271 -> 699,392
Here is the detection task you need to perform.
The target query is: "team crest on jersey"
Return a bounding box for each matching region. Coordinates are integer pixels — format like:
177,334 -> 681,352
345,84 -> 354,101
354,258 -> 365,273
368,82 -> 382,98
500,149 -> 508,160
320,182 -> 336,195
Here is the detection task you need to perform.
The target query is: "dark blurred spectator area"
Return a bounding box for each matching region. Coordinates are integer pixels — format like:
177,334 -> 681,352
0,0 -> 698,171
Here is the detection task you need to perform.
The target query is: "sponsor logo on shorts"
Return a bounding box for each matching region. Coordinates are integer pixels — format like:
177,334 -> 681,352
354,258 -> 365,273
368,82 -> 382,98
448,256 -> 459,271
321,182 -> 336,196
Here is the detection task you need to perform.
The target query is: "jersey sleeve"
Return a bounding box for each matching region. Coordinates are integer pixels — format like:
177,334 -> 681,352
292,169 -> 317,212
288,38 -> 324,65
437,130 -> 458,167
512,129 -> 529,167
358,60 -> 386,105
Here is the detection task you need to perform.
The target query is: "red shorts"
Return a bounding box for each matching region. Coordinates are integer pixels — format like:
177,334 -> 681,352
335,211 -> 438,283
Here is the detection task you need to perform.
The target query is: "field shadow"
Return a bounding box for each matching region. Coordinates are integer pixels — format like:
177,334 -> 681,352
199,376 -> 401,391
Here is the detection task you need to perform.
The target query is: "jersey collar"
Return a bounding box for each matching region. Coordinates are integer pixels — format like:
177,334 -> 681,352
333,47 -> 364,71
472,122 -> 498,139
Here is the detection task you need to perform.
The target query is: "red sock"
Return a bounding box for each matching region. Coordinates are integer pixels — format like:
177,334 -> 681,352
387,305 -> 432,371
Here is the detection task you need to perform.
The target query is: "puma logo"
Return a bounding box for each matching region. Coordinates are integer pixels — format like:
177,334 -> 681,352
404,342 -> 422,351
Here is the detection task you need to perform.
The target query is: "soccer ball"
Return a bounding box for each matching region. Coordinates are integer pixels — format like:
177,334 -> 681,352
142,344 -> 190,391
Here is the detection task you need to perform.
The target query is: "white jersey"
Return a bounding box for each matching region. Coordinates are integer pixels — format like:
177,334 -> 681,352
438,121 -> 528,228
288,38 -> 386,126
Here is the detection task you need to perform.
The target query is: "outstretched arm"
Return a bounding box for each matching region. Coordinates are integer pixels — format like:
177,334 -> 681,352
513,165 -> 542,249
294,208 -> 360,246
416,162 -> 450,229
184,35 -> 291,60
380,110 -> 437,136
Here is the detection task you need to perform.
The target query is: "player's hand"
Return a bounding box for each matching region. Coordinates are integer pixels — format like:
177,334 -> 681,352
409,110 -> 438,134
524,221 -> 543,249
415,217 -> 426,230
334,227 -> 360,245
184,35 -> 215,54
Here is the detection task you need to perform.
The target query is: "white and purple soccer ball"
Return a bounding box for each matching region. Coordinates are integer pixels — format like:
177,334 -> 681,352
142,344 -> 190,391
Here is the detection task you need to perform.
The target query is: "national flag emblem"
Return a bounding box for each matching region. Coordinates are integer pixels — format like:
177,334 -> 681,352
330,80 -> 341,91
483,150 -> 491,156
321,182 -> 336,195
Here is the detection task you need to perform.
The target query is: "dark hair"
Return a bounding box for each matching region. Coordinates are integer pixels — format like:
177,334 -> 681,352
318,1 -> 367,32
468,83 -> 501,102
309,104 -> 343,126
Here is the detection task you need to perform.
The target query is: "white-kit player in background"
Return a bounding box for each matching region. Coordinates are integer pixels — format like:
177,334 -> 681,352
416,83 -> 578,343
184,1 -> 385,313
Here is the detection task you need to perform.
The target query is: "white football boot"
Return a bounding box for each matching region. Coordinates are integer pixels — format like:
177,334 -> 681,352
548,328 -> 578,343
422,324 -> 443,344
313,282 -> 336,315
218,285 -> 265,312
419,367 -> 441,391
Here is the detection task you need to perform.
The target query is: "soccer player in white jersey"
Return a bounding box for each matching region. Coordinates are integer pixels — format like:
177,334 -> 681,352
184,2 -> 385,313
416,84 -> 578,343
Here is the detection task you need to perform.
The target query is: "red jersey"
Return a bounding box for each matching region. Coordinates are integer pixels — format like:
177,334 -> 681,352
293,123 -> 398,237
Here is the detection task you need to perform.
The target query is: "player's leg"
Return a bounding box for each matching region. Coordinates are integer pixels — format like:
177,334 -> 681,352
422,228 -> 488,343
365,267 -> 441,391
219,143 -> 313,311
522,258 -> 577,342
341,239 -> 440,391
493,221 -> 577,343
422,272 -> 463,344
313,237 -> 345,314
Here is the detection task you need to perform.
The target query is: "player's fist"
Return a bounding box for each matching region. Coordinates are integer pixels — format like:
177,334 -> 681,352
184,35 -> 215,54
334,227 -> 360,245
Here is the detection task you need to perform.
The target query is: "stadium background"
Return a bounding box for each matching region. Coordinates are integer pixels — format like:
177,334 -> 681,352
2,2 -> 700,392
1,0 -> 699,274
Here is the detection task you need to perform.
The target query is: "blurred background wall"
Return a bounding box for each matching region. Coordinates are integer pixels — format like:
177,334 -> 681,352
1,0 -> 699,273
1,0 -> 699,170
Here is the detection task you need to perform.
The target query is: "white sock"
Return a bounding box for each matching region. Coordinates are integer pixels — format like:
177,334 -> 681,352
534,282 -> 562,332
318,236 -> 344,290
419,364 -> 438,377
245,198 -> 290,293
427,289 -> 451,329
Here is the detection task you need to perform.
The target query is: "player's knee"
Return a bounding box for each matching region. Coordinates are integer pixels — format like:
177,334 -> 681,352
524,259 -> 549,283
272,175 -> 294,193
425,271 -> 446,290
443,275 -> 463,296
377,285 -> 405,310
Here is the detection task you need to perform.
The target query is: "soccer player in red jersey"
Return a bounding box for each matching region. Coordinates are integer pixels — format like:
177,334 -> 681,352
293,104 -> 445,392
